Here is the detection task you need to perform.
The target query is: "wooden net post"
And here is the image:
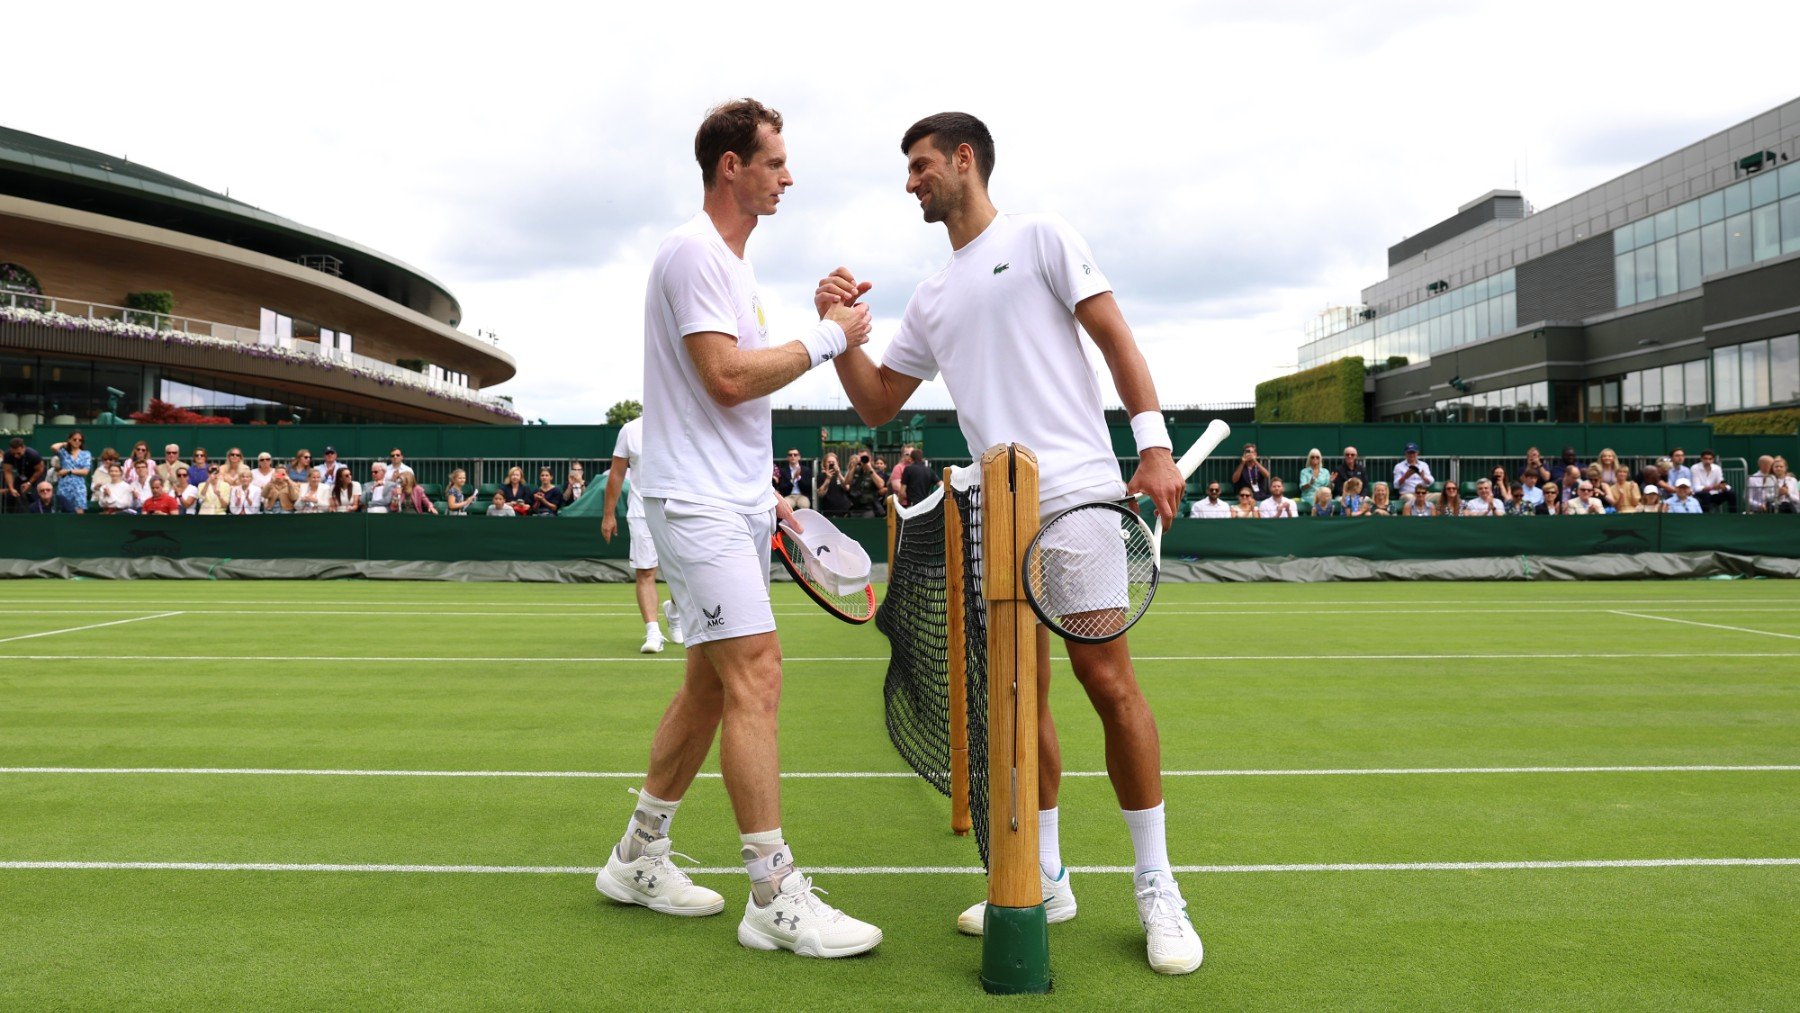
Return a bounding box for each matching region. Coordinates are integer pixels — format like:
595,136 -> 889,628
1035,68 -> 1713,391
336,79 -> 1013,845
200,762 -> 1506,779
978,444 -> 1049,994
884,494 -> 898,577
943,467 -> 970,836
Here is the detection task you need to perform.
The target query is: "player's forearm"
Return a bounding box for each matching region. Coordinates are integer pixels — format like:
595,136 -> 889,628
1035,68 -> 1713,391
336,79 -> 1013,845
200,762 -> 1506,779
701,343 -> 813,408
832,348 -> 904,426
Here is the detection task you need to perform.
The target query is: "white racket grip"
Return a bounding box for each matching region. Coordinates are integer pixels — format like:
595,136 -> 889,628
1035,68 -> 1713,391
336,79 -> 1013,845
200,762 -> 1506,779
1146,418 -> 1231,557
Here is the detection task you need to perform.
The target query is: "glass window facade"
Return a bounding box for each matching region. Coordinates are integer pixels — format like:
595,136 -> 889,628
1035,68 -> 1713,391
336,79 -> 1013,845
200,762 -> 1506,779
1615,161 -> 1800,307
1713,334 -> 1800,413
1298,270 -> 1515,369
1390,360 -> 1711,424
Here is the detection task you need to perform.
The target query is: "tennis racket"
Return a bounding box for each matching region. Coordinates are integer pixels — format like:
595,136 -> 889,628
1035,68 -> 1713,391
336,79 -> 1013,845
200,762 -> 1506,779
773,511 -> 876,624
1022,418 -> 1231,643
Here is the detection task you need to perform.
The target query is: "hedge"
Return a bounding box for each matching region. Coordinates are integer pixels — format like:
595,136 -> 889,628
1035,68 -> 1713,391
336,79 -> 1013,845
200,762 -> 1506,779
1255,356 -> 1365,423
1705,408 -> 1800,436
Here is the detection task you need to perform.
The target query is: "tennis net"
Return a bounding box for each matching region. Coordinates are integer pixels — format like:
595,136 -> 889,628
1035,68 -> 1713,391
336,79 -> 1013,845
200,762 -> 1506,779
878,469 -> 993,866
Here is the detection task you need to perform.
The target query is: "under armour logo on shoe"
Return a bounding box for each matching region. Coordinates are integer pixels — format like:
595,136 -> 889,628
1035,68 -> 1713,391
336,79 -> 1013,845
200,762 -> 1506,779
772,911 -> 799,929
634,871 -> 658,891
704,605 -> 725,629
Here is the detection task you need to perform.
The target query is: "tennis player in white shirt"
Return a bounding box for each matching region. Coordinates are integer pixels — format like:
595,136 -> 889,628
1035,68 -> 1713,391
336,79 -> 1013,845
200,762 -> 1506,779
821,111 -> 1201,975
601,415 -> 682,653
596,99 -> 883,960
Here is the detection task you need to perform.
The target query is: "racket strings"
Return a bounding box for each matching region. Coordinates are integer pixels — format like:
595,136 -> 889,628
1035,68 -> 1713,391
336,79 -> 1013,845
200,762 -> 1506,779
776,529 -> 874,622
1024,503 -> 1157,643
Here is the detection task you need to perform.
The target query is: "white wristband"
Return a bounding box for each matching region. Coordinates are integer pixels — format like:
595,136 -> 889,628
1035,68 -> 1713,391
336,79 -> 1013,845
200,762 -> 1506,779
1129,411 -> 1172,454
797,319 -> 847,369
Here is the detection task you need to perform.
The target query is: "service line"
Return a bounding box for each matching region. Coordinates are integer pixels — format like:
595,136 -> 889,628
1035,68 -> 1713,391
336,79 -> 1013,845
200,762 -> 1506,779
4,764 -> 1795,780
0,612 -> 183,645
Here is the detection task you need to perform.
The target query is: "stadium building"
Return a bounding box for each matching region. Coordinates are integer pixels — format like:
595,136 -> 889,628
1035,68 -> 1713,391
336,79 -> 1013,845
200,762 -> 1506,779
1298,96 -> 1800,425
0,127 -> 517,428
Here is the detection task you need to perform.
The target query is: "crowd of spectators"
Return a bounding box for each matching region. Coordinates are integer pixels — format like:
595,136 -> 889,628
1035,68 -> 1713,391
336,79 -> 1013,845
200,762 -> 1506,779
782,442 -> 931,518
1189,442 -> 1800,518
0,433 -> 592,518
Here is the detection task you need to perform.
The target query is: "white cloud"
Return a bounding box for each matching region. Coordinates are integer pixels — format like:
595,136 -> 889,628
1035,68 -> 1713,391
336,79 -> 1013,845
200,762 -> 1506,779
5,0 -> 1793,422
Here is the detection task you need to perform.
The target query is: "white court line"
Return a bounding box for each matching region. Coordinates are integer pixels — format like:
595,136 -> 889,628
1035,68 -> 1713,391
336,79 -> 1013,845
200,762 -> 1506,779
3,857 -> 1795,877
1611,610 -> 1800,641
0,596 -> 1793,608
11,651 -> 1800,665
0,605 -> 1797,619
5,764 -> 1795,780
0,612 -> 182,645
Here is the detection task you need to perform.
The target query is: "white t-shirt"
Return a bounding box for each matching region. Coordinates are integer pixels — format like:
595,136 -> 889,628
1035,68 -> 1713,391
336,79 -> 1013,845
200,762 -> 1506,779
612,417 -> 647,519
1258,495 -> 1298,518
882,213 -> 1120,506
638,213 -> 775,514
1464,497 -> 1503,516
1189,497 -> 1233,519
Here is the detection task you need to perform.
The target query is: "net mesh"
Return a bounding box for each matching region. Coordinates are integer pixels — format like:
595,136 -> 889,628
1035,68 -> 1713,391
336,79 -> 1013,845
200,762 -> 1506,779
878,483 -> 993,867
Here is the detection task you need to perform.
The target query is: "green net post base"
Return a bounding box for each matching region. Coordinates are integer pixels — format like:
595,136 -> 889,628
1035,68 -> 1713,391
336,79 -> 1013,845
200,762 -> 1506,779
981,903 -> 1051,994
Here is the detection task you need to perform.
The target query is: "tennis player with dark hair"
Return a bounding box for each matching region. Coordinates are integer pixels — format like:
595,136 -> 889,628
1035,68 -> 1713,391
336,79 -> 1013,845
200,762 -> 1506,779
821,110 -> 1201,974
595,98 -> 885,959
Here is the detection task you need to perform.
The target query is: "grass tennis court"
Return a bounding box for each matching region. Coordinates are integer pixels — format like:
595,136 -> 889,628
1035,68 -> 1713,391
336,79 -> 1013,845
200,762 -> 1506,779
1,578 -> 1796,1009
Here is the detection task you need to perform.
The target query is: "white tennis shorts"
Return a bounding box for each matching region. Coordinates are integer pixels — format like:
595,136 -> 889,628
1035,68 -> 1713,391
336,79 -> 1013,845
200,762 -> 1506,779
643,497 -> 776,647
626,520 -> 658,570
1034,502 -> 1132,618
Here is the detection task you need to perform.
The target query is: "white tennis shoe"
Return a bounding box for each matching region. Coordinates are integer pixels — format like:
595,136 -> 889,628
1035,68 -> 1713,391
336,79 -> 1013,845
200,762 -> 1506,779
956,866 -> 1077,935
639,631 -> 665,654
1135,871 -> 1203,974
737,874 -> 882,958
595,838 -> 723,917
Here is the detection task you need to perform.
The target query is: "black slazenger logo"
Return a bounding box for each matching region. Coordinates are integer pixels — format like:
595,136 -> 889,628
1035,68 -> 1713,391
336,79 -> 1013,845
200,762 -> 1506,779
704,605 -> 725,629
1597,528 -> 1650,548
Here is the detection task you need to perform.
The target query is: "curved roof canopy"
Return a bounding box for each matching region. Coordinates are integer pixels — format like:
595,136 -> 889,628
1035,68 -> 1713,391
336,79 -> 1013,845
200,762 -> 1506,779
0,126 -> 462,326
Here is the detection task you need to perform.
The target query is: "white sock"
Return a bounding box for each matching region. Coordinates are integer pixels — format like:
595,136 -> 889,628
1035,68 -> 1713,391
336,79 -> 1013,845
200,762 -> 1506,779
618,788 -> 680,861
740,828 -> 793,906
1121,802 -> 1169,879
645,621 -> 660,637
1038,807 -> 1063,878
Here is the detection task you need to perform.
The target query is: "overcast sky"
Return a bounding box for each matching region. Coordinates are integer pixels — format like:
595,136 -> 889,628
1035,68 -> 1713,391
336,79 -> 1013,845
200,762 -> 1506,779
8,2 -> 1794,422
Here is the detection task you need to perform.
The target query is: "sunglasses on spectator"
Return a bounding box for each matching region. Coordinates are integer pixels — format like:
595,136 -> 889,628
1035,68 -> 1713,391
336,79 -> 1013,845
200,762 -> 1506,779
229,452 -> 242,458
390,453 -> 403,458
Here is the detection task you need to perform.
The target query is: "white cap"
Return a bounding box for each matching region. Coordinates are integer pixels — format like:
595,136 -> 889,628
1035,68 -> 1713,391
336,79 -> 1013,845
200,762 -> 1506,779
1675,477 -> 1692,488
1642,485 -> 1660,496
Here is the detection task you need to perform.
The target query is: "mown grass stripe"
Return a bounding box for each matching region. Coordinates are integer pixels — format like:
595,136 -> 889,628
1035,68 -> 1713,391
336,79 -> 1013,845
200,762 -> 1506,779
5,764 -> 1795,779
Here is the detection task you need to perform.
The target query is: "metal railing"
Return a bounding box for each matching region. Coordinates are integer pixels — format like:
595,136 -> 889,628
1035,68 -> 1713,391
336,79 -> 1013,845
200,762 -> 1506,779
0,291 -> 511,412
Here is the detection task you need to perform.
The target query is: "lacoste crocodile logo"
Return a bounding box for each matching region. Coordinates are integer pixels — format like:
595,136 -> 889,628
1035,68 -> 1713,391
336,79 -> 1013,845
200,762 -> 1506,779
992,263 -> 1009,275
704,605 -> 725,629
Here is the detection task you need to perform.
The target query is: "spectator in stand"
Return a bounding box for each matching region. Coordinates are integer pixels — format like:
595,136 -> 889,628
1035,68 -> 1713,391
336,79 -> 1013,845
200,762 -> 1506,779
1189,482 -> 1232,518
1464,478 -> 1503,516
188,447 -> 211,487
1230,489 -> 1258,518
1612,472 -> 1641,514
294,470 -> 330,513
1436,481 -> 1463,517
1258,477 -> 1298,518
1746,455 -> 1776,512
97,462 -> 136,514
3,437 -> 46,513
27,480 -> 56,513
127,458 -> 155,506
386,448 -> 414,486
1666,477 -> 1702,514
445,469 -> 473,516
1232,443 -> 1271,501
814,452 -> 854,517
315,447 -> 345,489
1691,449 -> 1737,513
1515,469 -> 1545,510
1769,457 -> 1798,513
229,471 -> 261,515
1297,448 -> 1332,505
1666,448 -> 1694,490
286,450 -> 313,484
1566,480 -> 1606,516
1340,477 -> 1366,516
564,462 -> 587,503
1488,467 -> 1514,509
1392,442 -> 1433,495
1329,447 -> 1365,497
1539,482 -> 1561,516
250,453 -> 278,496
1635,486 -> 1664,514
90,448 -> 120,502
141,477 -> 181,515
156,443 -> 183,487
899,448 -> 936,509
364,463 -> 393,513
331,467 -> 361,513
1366,481 -> 1394,516
1402,485 -> 1435,516
1310,488 -> 1339,517
196,468 -> 231,515
773,449 -> 812,510
531,467 -> 564,516
1554,445 -> 1583,480
1583,465 -> 1612,511
1555,463 -> 1584,500
847,453 -> 886,517
50,432 -> 92,513
486,491 -> 515,517
172,466 -> 198,514
1518,446 -> 1553,486
127,440 -> 153,477
498,466 -> 528,512
396,472 -> 439,514
218,447 -> 249,485
871,456 -> 891,494
263,470 -> 297,514
1595,448 -> 1627,489
1505,483 -> 1534,516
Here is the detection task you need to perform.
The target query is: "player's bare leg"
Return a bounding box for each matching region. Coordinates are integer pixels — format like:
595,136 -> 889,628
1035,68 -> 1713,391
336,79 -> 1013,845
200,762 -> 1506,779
636,567 -> 666,653
1066,634 -> 1201,974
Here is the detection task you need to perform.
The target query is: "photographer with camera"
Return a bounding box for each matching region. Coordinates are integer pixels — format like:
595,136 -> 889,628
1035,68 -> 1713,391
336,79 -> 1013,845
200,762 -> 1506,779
814,452 -> 855,517
846,451 -> 887,516
1231,442 -> 1270,502
1392,442 -> 1434,496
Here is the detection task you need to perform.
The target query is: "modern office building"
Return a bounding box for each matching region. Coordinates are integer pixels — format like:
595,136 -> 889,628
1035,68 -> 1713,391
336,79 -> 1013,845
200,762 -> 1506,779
0,127 -> 517,429
1297,96 -> 1800,424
